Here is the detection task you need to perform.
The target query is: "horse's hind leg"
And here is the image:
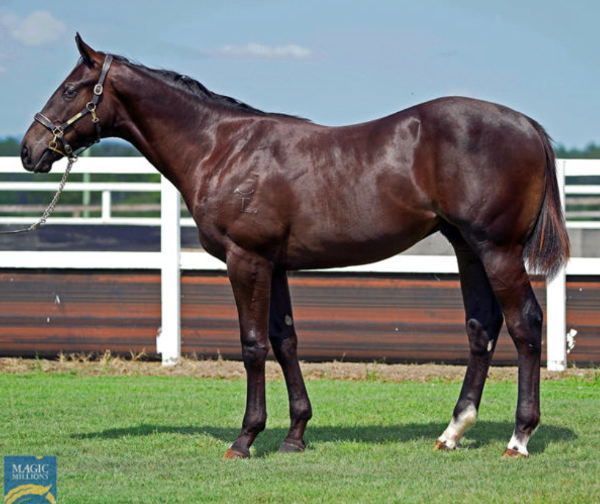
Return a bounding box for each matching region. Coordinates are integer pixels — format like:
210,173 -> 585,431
481,248 -> 543,457
268,270 -> 312,453
435,229 -> 504,451
440,234 -> 542,457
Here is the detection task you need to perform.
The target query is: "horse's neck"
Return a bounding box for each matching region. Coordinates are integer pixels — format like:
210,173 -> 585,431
113,71 -> 217,197
118,97 -> 210,171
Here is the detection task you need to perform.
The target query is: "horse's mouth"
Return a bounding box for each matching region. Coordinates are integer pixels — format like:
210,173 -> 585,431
25,149 -> 59,174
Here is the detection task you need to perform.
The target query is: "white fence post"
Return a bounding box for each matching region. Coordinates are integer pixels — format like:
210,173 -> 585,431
157,175 -> 181,366
546,159 -> 567,371
101,190 -> 111,221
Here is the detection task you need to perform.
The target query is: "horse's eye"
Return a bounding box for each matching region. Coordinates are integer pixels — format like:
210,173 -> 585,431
62,86 -> 78,100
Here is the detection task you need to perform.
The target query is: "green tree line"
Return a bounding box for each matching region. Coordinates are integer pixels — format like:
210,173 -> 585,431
2,136 -> 600,158
1,136 -> 599,218
0,137 -> 141,157
0,137 -> 153,215
555,143 -> 600,159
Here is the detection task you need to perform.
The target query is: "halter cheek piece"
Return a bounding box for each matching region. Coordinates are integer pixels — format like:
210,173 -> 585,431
34,54 -> 113,160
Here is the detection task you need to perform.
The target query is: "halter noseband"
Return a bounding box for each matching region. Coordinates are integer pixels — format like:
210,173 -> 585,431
34,54 -> 113,160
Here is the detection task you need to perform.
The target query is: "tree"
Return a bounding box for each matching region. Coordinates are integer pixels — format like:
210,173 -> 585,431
0,137 -> 140,157
0,137 -> 20,156
555,142 -> 600,159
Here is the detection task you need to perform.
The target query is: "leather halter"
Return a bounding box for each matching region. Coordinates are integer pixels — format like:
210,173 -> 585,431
34,54 -> 113,160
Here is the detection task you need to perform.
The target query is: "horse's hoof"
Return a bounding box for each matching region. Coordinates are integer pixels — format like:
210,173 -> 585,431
433,440 -> 452,451
502,447 -> 529,459
278,441 -> 306,454
223,448 -> 250,460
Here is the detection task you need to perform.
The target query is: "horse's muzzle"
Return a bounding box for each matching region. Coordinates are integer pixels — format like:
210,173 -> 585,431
21,143 -> 55,173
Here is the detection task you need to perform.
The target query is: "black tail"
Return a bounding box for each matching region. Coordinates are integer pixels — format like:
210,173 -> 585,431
523,120 -> 571,278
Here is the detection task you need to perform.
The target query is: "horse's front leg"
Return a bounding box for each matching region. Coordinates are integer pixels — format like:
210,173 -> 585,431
223,250 -> 273,459
269,269 -> 312,453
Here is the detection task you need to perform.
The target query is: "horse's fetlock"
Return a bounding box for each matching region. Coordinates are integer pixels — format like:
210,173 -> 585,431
517,407 -> 541,435
293,401 -> 313,422
243,416 -> 267,435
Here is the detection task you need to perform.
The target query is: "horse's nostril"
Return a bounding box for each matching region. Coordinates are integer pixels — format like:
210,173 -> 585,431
20,144 -> 35,171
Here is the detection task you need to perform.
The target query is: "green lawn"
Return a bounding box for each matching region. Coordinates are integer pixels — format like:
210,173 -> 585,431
1,369 -> 598,503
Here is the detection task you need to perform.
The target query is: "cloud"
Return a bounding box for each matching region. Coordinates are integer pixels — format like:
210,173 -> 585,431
217,42 -> 313,60
1,10 -> 66,46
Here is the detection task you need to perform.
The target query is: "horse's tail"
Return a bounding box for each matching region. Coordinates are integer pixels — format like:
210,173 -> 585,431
523,120 -> 570,279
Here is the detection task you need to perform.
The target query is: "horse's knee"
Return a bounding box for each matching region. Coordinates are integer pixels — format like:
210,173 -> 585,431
466,318 -> 497,356
241,340 -> 269,370
271,333 -> 298,364
270,312 -> 297,348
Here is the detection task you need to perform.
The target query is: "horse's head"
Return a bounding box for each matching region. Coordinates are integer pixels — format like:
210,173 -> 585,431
21,34 -> 115,173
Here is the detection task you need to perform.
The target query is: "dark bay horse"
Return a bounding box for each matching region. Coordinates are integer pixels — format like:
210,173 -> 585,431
21,35 -> 570,459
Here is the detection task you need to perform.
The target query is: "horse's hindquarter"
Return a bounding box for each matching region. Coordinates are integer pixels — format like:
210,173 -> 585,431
416,97 -> 547,247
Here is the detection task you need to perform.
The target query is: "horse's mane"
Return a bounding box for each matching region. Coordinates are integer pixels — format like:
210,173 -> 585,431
110,54 -> 309,122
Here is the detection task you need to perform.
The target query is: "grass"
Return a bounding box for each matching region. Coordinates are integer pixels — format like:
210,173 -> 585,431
0,367 -> 599,503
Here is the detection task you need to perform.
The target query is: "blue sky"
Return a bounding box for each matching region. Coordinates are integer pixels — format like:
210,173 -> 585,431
1,0 -> 598,147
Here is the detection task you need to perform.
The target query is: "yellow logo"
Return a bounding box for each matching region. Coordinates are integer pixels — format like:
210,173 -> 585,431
4,484 -> 56,504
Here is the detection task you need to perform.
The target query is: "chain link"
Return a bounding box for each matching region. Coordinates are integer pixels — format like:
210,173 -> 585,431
0,158 -> 74,235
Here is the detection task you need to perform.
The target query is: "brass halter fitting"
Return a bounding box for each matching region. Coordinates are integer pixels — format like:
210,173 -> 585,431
34,54 -> 113,160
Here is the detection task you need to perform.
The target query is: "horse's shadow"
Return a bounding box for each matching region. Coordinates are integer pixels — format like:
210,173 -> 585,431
72,421 -> 576,457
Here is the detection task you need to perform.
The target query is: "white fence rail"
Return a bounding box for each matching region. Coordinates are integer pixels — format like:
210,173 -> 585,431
1,156 -> 599,369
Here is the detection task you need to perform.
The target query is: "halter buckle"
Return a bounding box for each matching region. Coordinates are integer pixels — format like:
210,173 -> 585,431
86,102 -> 99,123
48,139 -> 66,157
48,139 -> 59,152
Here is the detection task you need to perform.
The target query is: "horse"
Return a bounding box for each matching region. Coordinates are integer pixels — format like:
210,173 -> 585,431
21,34 -> 570,459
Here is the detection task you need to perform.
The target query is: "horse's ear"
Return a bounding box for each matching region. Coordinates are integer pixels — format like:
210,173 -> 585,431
75,33 -> 99,68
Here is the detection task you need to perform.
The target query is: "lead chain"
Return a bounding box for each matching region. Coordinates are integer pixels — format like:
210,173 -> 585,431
0,157 -> 74,235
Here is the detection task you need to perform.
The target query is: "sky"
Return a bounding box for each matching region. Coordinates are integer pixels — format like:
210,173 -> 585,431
0,0 -> 598,148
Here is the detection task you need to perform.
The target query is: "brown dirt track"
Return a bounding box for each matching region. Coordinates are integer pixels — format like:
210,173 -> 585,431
1,353 -> 596,382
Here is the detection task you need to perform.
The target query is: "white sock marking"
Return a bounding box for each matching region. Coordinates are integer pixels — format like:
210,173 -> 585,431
437,404 -> 477,449
506,431 -> 530,456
